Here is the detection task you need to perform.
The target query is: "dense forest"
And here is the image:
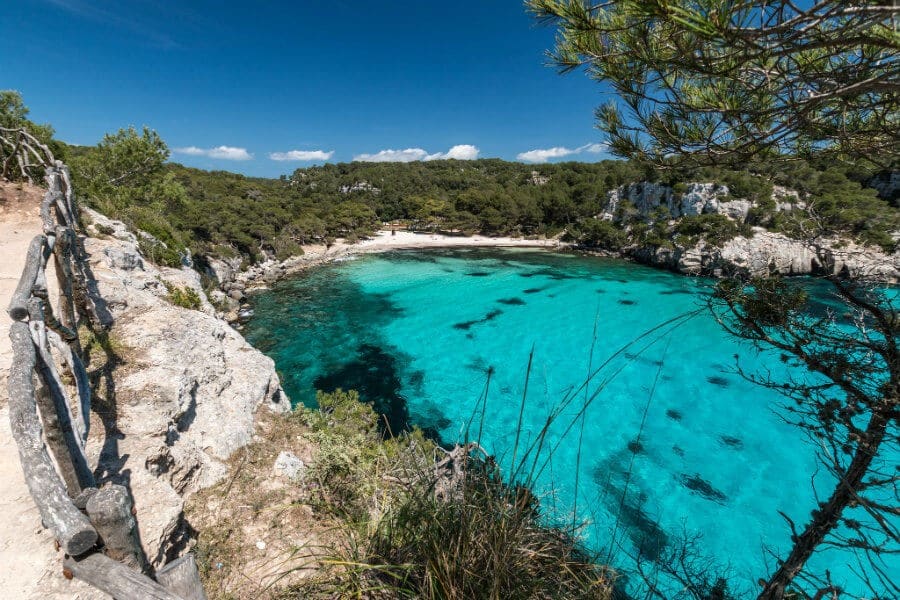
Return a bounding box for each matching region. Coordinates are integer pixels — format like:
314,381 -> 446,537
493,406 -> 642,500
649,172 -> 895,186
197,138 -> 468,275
3,91 -> 896,270
64,132 -> 898,270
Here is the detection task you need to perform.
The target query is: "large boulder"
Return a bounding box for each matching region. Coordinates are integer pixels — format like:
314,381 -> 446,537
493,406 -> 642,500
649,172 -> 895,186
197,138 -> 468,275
81,215 -> 290,567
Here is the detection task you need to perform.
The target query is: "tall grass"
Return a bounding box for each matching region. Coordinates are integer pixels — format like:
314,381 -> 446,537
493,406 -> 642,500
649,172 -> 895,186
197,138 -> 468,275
281,309 -> 705,599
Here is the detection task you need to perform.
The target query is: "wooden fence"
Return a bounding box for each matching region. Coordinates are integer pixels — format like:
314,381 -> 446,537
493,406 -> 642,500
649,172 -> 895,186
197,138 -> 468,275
5,144 -> 207,599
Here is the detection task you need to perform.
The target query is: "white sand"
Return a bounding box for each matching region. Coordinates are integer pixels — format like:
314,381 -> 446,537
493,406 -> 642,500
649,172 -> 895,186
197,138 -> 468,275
351,230 -> 564,252
269,230 -> 567,281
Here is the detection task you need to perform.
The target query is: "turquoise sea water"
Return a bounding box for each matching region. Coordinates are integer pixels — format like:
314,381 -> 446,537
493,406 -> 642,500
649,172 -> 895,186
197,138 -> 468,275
244,249 -> 896,596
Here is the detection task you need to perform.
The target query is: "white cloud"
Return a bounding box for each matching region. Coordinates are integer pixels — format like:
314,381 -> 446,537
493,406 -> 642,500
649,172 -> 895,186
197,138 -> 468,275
583,143 -> 608,154
517,146 -> 578,162
269,150 -> 334,161
353,148 -> 428,162
426,144 -> 480,161
353,144 -> 480,163
174,145 -> 253,161
517,143 -> 608,163
174,146 -> 206,156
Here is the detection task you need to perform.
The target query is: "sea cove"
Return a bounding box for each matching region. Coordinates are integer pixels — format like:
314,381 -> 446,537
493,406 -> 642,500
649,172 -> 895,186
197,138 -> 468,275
244,248 -> 887,592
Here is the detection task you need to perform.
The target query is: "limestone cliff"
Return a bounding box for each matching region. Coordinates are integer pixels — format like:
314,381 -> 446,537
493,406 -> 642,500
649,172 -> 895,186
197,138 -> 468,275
82,209 -> 289,566
600,182 -> 899,282
601,181 -> 755,221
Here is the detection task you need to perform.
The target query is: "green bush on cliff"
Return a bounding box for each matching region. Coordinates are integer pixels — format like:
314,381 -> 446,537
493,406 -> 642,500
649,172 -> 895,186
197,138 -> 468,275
299,389 -> 434,522
675,214 -> 745,247
282,389 -> 612,599
570,218 -> 626,250
163,281 -> 202,310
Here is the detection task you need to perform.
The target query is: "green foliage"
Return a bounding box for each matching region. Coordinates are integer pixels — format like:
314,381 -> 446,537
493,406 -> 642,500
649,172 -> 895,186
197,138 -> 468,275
353,460 -> 611,600
67,127 -> 194,266
131,158 -> 644,264
0,90 -> 61,180
675,214 -> 744,247
786,167 -> 898,252
288,389 -> 612,600
528,1 -> 899,168
299,389 -> 434,522
714,277 -> 809,329
70,126 -> 171,211
163,281 -> 203,310
0,90 -> 31,129
570,218 -> 627,250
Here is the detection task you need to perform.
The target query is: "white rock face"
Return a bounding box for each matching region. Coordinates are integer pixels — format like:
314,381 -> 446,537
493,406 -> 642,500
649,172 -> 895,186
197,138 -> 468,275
718,231 -> 821,276
638,231 -> 899,282
720,232 -> 900,281
602,182 -> 741,220
81,212 -> 289,566
206,255 -> 244,286
599,181 -> 898,282
273,451 -> 306,481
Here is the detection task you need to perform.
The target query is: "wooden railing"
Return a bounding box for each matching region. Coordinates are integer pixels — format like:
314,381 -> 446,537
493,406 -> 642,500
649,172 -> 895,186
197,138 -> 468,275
5,151 -> 206,599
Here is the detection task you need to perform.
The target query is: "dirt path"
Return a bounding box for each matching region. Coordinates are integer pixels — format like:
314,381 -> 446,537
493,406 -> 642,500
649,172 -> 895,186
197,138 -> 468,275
0,181 -> 106,599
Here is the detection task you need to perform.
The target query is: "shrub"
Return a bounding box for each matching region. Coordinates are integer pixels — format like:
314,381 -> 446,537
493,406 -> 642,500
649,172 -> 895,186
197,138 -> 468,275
281,389 -> 613,599
163,281 -> 202,310
355,456 -> 611,600
675,214 -> 743,247
575,218 -> 627,250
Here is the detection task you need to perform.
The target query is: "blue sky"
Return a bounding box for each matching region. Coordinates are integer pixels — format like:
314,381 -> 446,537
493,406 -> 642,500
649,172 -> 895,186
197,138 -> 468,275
2,1 -> 613,177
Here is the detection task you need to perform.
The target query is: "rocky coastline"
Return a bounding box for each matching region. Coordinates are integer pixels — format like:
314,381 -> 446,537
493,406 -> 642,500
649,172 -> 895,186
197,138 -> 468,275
598,181 -> 900,282
55,192 -> 894,594
82,209 -> 290,567
204,195 -> 898,326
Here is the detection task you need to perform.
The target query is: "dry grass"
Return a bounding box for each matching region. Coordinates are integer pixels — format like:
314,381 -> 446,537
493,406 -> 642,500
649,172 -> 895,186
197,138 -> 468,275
185,409 -> 334,599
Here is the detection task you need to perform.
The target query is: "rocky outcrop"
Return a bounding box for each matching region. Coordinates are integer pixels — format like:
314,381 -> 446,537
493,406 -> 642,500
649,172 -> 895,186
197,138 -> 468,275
633,229 -> 900,282
598,181 -> 899,282
601,181 -> 751,220
82,210 -> 289,566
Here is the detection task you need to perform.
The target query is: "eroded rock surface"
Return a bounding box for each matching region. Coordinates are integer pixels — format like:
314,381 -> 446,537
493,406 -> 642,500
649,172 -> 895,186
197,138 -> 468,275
600,182 -> 899,282
82,210 -> 289,567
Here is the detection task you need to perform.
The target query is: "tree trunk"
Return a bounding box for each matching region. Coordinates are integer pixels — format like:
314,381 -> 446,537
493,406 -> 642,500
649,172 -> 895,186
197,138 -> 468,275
757,408 -> 891,600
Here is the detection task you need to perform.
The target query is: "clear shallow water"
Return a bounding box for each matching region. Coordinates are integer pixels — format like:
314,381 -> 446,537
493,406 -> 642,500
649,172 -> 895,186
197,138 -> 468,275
245,249 -> 895,595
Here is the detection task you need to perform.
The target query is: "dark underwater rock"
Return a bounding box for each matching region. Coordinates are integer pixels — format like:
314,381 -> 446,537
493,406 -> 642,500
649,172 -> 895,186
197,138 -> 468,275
719,435 -> 744,449
313,343 -> 410,437
497,297 -> 526,305
665,409 -> 683,421
680,473 -> 728,504
706,375 -> 730,387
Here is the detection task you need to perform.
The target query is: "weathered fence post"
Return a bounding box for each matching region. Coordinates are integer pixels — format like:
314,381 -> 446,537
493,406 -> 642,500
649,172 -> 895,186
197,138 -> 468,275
7,235 -> 44,321
47,331 -> 91,445
33,372 -> 83,496
7,321 -> 98,555
85,485 -> 149,573
156,553 -> 207,600
27,298 -> 94,492
63,553 -> 185,600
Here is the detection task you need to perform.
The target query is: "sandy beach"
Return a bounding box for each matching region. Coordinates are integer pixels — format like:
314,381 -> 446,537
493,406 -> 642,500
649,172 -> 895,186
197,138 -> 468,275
251,230 -> 569,285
